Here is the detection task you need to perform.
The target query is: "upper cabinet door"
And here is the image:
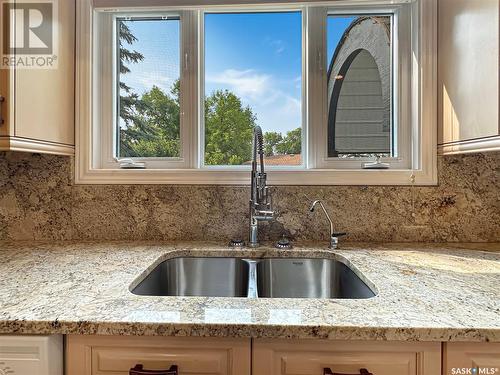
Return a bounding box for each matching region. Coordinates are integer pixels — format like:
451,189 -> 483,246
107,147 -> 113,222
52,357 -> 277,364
15,0 -> 75,147
438,0 -> 500,154
0,0 -> 75,155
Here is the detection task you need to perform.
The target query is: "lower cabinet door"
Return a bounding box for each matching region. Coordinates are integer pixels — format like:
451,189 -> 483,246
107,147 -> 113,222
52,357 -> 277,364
66,335 -> 251,375
0,335 -> 63,375
444,342 -> 500,375
252,339 -> 441,375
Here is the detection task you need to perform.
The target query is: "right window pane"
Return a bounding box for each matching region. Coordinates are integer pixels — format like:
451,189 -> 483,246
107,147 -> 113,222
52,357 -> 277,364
327,15 -> 393,158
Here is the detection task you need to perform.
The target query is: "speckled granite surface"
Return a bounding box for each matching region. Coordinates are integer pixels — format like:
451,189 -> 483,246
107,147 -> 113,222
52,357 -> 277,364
0,241 -> 498,342
0,151 -> 498,242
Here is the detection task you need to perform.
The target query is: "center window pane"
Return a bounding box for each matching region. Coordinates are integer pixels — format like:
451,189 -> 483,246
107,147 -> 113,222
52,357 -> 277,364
204,12 -> 303,166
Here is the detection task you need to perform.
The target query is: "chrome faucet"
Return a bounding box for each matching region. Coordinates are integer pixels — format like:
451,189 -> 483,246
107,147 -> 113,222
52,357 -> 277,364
249,126 -> 274,247
309,200 -> 346,249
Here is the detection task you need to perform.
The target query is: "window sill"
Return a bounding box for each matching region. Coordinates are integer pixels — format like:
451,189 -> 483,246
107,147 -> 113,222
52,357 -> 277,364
75,167 -> 437,185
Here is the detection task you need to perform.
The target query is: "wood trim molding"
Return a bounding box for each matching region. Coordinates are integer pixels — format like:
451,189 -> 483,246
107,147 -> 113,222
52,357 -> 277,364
94,0 -> 418,8
438,136 -> 500,155
0,137 -> 75,155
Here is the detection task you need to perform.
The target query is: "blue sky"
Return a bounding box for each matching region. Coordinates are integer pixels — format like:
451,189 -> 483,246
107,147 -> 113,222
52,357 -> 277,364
204,12 -> 302,134
327,16 -> 356,65
120,19 -> 181,97
121,14 -> 355,135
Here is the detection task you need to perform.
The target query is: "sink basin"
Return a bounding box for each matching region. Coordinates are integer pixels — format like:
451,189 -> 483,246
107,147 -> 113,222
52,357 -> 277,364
132,257 -> 249,297
132,256 -> 375,299
256,258 -> 375,299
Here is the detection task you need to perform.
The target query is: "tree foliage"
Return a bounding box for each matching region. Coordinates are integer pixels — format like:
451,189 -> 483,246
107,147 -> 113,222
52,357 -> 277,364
263,131 -> 283,157
120,83 -> 180,157
205,90 -> 256,165
118,21 -> 144,127
264,128 -> 302,157
118,24 -> 301,163
118,21 -> 181,158
275,128 -> 302,155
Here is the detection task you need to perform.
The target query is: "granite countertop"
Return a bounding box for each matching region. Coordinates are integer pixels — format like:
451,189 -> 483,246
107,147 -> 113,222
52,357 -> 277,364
0,241 -> 499,342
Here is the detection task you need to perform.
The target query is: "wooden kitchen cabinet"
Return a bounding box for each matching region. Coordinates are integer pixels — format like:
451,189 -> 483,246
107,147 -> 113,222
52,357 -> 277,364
0,0 -> 75,155
444,342 -> 500,375
66,335 -> 251,375
438,0 -> 500,154
252,339 -> 441,375
0,335 -> 63,375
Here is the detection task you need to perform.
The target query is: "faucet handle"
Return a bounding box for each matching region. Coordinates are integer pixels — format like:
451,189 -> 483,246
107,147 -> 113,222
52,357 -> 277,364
330,232 -> 347,249
254,209 -> 274,221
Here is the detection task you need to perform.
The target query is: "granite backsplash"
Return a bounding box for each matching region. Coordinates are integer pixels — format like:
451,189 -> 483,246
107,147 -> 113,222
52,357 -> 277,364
0,151 -> 498,242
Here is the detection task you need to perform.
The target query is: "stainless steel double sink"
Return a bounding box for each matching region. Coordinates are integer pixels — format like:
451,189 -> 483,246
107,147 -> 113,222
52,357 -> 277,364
131,257 -> 376,299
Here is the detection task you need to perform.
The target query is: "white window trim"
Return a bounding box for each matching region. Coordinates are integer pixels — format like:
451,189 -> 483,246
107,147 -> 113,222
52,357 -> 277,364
75,0 -> 437,185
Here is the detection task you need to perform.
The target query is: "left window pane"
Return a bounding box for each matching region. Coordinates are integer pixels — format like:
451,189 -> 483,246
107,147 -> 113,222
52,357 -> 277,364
116,17 -> 181,158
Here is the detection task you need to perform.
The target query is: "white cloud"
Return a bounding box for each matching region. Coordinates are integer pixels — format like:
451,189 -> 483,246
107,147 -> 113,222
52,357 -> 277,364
264,37 -> 286,55
283,96 -> 301,115
294,75 -> 302,89
207,68 -> 302,133
207,69 -> 271,100
270,39 -> 285,54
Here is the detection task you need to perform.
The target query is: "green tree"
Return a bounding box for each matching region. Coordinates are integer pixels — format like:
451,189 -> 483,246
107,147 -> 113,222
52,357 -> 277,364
120,82 -> 181,157
205,90 -> 256,165
118,21 -> 144,128
116,23 -> 272,164
263,131 -> 283,156
276,128 -> 302,155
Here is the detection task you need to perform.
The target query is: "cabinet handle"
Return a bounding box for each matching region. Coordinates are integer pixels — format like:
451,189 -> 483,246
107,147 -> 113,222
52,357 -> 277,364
0,96 -> 5,125
129,364 -> 178,375
324,369 -> 373,375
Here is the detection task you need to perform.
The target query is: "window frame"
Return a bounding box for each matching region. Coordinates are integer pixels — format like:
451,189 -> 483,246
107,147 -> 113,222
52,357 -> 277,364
75,0 -> 437,185
319,8 -> 405,168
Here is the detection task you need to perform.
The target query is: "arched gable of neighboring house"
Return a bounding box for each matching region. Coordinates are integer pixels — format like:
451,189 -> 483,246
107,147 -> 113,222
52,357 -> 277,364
327,17 -> 391,156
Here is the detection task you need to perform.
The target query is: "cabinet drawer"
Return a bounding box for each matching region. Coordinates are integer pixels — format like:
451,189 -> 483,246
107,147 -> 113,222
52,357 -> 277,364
253,339 -> 441,375
66,335 -> 251,375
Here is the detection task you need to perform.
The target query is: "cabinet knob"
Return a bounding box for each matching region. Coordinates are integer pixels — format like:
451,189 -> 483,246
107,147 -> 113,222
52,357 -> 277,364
324,368 -> 373,375
129,364 -> 178,375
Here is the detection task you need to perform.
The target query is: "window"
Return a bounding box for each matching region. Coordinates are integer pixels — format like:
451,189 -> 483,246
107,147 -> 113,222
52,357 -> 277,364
77,0 -> 437,185
116,17 -> 181,159
203,12 -> 303,167
327,15 -> 393,158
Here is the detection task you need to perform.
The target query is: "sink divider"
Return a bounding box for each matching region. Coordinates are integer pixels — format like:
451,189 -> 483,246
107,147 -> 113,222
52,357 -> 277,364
245,259 -> 258,299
